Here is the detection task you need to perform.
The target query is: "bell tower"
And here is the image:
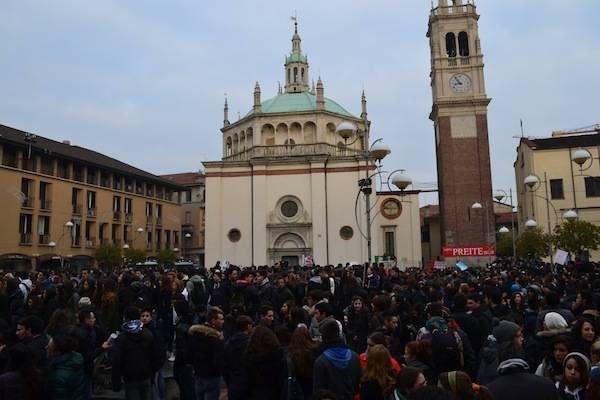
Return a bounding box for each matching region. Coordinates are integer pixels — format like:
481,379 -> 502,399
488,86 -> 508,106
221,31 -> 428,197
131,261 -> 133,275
284,21 -> 310,93
427,0 -> 495,253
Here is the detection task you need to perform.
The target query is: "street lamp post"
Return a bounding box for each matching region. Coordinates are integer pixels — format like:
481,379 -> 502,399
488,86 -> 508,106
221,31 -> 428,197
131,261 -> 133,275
494,189 -> 517,260
335,121 -> 411,266
48,221 -> 74,269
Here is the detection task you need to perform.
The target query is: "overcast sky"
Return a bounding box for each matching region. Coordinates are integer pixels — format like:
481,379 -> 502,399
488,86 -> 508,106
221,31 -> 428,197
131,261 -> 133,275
2,0 -> 599,206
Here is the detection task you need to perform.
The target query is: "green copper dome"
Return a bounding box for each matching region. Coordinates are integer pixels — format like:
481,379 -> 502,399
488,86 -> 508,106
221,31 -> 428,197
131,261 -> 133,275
247,92 -> 354,117
285,53 -> 307,64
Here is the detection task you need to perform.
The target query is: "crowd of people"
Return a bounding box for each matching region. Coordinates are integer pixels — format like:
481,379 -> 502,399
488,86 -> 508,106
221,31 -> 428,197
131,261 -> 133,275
1,258 -> 600,400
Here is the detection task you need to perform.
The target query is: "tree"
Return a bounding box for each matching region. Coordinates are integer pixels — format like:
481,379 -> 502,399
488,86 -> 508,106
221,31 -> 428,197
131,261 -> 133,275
553,220 -> 600,256
496,234 -> 514,257
156,249 -> 176,266
92,244 -> 122,268
516,228 -> 550,258
123,248 -> 146,265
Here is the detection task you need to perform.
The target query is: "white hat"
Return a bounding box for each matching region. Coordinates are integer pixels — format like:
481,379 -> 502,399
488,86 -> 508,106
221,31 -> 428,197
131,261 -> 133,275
544,312 -> 567,330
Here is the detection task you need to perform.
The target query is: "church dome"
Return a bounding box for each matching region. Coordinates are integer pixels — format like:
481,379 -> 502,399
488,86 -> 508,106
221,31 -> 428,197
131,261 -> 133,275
247,92 -> 354,117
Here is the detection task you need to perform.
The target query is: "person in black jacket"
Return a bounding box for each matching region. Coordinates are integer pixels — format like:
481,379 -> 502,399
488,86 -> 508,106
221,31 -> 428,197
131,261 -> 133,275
224,315 -> 252,400
15,315 -> 48,369
140,307 -> 167,400
487,342 -> 559,400
73,309 -> 109,399
452,294 -> 483,354
111,306 -> 161,400
188,306 -> 225,400
173,300 -> 196,400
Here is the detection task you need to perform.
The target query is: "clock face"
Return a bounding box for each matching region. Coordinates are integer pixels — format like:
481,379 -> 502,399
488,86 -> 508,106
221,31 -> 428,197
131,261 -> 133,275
381,199 -> 402,219
450,74 -> 472,93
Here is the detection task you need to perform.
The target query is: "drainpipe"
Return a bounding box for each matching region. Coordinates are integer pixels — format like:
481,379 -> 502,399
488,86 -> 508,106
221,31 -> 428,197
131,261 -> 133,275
251,163 -> 254,266
324,158 -> 330,264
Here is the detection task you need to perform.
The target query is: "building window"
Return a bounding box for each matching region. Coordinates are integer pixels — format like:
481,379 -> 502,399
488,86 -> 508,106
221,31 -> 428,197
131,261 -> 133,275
340,226 -> 354,240
228,229 -> 241,243
100,171 -> 111,188
550,179 -> 564,199
186,191 -> 192,202
384,231 -> 396,257
21,178 -> 33,208
585,177 -> 600,197
124,198 -> 132,216
87,168 -> 97,185
71,220 -> 81,247
458,31 -> 469,56
281,200 -> 299,218
125,177 -> 133,193
165,230 -> 171,249
445,32 -> 457,57
185,211 -> 192,224
113,175 -> 122,190
19,213 -> 32,244
39,181 -> 51,210
37,215 -> 50,244
73,164 -> 84,182
174,231 -> 180,248
135,180 -> 143,195
2,146 -> 17,168
87,191 -> 96,216
57,159 -> 69,179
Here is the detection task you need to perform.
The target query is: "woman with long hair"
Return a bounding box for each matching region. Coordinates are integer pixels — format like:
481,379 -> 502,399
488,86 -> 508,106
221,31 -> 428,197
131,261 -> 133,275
556,352 -> 590,400
99,278 -> 120,332
404,340 -> 435,384
45,308 -> 73,337
345,296 -> 371,353
535,334 -> 571,382
46,334 -> 86,400
359,332 -> 401,374
571,318 -> 597,358
288,326 -> 318,399
438,370 -> 493,400
360,344 -> 396,400
0,343 -> 41,399
243,325 -> 286,400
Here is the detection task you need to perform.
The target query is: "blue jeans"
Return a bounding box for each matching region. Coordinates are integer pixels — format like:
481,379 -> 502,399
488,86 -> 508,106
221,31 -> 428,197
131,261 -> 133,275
194,376 -> 220,400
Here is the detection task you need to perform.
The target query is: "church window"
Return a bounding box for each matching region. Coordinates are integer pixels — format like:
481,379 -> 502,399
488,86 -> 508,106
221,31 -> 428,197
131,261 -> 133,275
458,32 -> 469,56
301,68 -> 305,82
281,200 -> 299,218
287,68 -> 290,84
339,226 -> 354,240
445,32 -> 457,57
226,137 -> 232,157
293,67 -> 298,83
227,229 -> 241,243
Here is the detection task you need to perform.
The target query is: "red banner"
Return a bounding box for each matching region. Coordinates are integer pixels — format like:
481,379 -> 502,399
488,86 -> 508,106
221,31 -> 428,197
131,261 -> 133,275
442,246 -> 496,257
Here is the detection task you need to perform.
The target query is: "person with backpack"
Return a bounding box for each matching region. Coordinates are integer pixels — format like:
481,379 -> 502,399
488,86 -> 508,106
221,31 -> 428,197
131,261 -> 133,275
186,273 -> 208,312
416,303 -> 463,380
477,320 -> 524,384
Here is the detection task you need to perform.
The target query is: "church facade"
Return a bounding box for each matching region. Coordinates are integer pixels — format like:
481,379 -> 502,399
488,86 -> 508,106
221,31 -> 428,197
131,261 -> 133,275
203,23 -> 421,268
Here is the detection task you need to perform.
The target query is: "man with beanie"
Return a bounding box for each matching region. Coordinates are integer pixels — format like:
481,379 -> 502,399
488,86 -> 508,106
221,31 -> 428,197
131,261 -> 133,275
313,319 -> 361,400
111,306 -> 161,400
478,320 -> 524,384
487,342 -> 559,400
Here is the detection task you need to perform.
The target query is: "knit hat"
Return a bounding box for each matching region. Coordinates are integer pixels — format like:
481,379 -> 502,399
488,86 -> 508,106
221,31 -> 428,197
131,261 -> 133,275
563,352 -> 591,372
544,312 -> 568,330
492,320 -> 520,343
510,284 -> 522,293
78,297 -> 92,307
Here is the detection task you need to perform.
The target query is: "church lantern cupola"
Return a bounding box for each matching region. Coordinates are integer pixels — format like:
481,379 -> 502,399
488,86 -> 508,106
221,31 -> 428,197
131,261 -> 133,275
284,20 -> 310,93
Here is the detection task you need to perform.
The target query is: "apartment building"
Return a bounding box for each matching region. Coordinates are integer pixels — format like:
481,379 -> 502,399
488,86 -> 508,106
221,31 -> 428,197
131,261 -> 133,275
161,172 -> 206,266
0,124 -> 185,271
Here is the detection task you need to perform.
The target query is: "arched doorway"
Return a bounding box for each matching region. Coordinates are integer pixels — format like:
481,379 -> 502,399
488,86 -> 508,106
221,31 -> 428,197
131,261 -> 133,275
269,232 -> 310,267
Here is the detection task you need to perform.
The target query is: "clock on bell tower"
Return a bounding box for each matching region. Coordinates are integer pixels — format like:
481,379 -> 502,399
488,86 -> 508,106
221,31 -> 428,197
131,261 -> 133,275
427,0 -> 495,253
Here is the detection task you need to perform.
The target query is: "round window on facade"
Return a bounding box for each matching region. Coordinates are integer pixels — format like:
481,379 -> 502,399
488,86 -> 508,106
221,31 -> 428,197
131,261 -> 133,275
227,229 -> 241,243
340,226 -> 354,240
281,200 -> 299,218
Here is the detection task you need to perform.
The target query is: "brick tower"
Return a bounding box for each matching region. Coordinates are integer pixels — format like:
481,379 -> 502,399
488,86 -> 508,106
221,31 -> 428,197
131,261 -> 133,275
427,0 -> 495,257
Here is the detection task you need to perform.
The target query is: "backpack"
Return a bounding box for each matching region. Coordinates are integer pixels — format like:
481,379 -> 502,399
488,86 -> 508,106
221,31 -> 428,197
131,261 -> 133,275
430,327 -> 461,373
286,356 -> 304,400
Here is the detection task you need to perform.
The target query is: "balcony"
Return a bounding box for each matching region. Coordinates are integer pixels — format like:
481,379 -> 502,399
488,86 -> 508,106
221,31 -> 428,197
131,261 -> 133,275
113,211 -> 121,221
125,213 -> 133,223
223,142 -> 364,162
431,3 -> 476,16
87,208 -> 96,218
21,198 -> 34,209
72,204 -> 82,215
85,238 -> 96,248
40,199 -> 52,211
156,216 -> 162,226
19,233 -> 32,245
39,234 -> 50,245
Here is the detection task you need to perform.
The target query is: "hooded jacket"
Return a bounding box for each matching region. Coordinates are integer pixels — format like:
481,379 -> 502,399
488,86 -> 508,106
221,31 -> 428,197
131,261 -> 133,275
188,323 -> 224,377
111,320 -> 159,389
487,358 -> 560,400
48,351 -> 86,400
313,340 -> 361,400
